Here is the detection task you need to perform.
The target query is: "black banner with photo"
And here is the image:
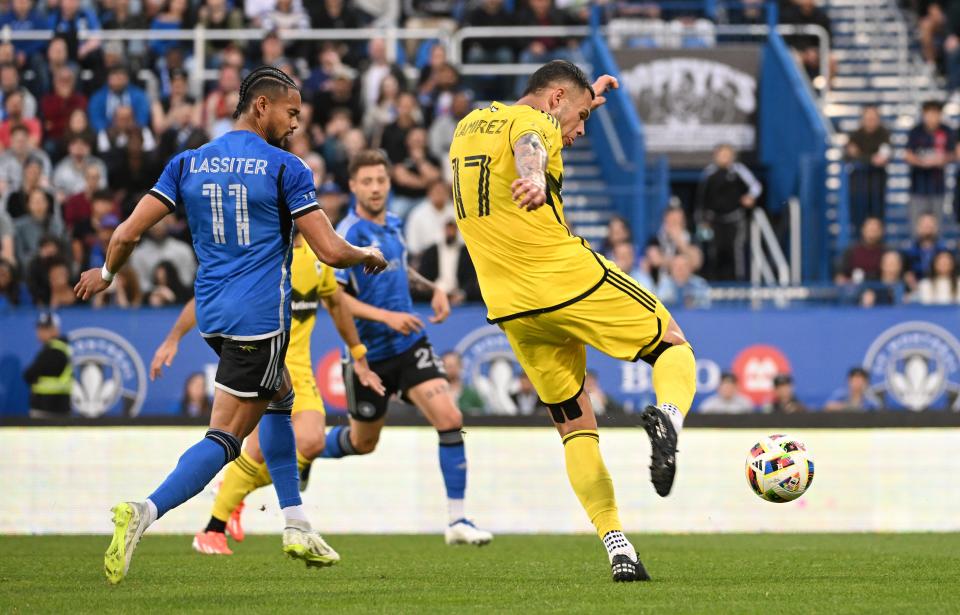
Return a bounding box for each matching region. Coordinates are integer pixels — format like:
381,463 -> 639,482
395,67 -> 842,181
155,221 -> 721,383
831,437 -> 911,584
615,46 -> 761,167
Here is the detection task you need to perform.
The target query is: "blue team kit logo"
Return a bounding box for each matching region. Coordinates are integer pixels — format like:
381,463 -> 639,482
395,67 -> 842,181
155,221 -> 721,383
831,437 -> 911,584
68,328 -> 148,418
455,326 -> 522,410
862,321 -> 960,411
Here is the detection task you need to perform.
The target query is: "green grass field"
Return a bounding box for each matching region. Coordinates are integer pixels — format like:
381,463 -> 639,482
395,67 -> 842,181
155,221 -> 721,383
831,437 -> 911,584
1,534 -> 958,613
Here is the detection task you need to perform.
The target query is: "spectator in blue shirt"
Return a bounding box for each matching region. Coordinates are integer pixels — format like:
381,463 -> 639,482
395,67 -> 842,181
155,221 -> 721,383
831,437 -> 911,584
48,0 -> 102,62
904,100 -> 956,229
88,65 -> 150,132
904,212 -> 946,291
0,0 -> 47,61
825,367 -> 882,412
149,0 -> 194,59
657,252 -> 711,309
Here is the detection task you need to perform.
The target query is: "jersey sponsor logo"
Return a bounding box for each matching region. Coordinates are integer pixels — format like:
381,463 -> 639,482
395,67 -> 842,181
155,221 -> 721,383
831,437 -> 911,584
454,326 -> 522,413
731,344 -> 791,406
863,321 -> 960,411
68,328 -> 147,418
188,156 -> 269,175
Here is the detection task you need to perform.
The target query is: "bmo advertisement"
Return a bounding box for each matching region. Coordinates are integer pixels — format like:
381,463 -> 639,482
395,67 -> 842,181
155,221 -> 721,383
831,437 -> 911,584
1,306 -> 959,416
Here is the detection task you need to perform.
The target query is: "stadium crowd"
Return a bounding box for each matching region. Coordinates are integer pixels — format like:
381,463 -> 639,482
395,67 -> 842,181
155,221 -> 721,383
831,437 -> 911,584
0,0 -> 606,312
1,0 -> 959,315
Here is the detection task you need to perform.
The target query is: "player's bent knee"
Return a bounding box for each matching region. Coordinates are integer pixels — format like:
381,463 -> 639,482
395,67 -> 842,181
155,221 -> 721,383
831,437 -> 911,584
639,337 -> 694,368
433,408 -> 463,433
295,432 -> 325,459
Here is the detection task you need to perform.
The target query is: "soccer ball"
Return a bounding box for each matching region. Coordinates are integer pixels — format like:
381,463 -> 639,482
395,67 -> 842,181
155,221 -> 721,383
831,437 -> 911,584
744,434 -> 814,503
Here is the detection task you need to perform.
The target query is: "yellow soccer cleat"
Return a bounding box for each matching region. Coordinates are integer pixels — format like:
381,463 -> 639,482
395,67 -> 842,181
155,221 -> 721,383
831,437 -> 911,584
282,527 -> 341,568
104,501 -> 150,585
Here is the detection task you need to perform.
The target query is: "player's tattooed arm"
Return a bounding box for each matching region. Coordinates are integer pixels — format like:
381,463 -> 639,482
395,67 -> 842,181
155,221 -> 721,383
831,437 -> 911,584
512,132 -> 548,211
514,132 -> 547,188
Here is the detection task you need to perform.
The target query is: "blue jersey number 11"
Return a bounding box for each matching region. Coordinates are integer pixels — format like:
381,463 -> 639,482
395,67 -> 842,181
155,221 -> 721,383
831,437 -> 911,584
202,183 -> 250,246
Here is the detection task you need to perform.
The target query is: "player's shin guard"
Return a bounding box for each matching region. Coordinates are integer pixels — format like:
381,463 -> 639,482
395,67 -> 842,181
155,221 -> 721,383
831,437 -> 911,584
438,428 -> 467,523
147,428 -> 241,519
210,451 -> 274,527
651,342 -> 696,432
562,430 -> 622,540
260,391 -> 304,526
320,425 -> 358,458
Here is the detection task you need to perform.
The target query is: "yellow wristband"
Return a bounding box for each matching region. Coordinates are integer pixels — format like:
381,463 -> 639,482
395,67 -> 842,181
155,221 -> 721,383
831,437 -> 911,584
349,344 -> 368,361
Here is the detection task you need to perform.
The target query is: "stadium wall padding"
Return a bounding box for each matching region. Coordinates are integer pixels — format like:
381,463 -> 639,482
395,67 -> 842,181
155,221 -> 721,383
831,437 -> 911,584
1,426 -> 956,534
2,306 -> 960,416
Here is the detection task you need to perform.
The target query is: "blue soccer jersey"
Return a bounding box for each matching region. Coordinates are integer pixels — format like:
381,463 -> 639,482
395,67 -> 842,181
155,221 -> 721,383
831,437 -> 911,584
335,211 -> 423,362
150,130 -> 319,339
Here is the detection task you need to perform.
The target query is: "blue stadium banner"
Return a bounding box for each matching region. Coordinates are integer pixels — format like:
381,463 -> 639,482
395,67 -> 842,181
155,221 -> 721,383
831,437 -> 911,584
615,46 -> 761,167
1,306 -> 959,416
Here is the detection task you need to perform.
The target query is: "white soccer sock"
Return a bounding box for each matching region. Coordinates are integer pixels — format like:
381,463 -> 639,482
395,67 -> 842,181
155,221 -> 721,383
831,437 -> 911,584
448,499 -> 465,524
144,499 -> 159,527
602,530 -> 637,564
282,504 -> 311,530
661,403 -> 684,435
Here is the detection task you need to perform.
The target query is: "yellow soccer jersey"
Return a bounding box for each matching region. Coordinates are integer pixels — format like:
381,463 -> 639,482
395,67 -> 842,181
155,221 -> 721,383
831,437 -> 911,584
288,241 -> 338,374
450,102 -> 605,322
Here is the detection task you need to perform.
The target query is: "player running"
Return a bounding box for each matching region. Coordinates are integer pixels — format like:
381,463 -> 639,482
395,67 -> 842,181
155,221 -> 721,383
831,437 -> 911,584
319,149 -> 492,546
149,230 -> 386,555
74,66 -> 386,584
449,60 -> 696,581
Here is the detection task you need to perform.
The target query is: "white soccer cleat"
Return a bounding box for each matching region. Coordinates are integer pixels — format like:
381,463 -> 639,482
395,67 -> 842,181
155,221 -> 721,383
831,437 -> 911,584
282,527 -> 341,568
445,519 -> 493,546
104,501 -> 151,584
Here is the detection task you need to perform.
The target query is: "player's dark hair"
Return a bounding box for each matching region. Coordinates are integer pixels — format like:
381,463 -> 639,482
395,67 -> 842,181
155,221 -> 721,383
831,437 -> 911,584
522,60 -> 595,99
348,149 -> 392,178
233,66 -> 299,120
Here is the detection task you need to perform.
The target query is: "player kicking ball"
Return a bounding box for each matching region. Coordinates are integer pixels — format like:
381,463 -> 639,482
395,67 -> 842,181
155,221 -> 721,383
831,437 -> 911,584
449,61 -> 696,581
149,231 -> 386,555
74,66 -> 386,584
319,149 -> 492,546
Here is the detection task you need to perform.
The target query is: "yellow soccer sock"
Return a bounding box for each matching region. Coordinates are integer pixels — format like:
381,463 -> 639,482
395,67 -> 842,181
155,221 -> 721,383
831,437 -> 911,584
652,342 -> 696,419
211,451 -> 273,522
562,430 -> 622,539
296,451 -> 311,473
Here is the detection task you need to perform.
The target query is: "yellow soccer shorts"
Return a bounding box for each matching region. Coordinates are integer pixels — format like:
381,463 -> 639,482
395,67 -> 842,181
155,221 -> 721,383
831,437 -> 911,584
287,352 -> 326,415
500,262 -> 672,405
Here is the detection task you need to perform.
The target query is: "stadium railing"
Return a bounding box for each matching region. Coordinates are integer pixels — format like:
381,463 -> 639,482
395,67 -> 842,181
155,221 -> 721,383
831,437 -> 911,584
581,20 -> 649,246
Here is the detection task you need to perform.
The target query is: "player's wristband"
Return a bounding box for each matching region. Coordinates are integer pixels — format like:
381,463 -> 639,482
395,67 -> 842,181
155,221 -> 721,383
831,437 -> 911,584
100,264 -> 115,283
349,344 -> 368,361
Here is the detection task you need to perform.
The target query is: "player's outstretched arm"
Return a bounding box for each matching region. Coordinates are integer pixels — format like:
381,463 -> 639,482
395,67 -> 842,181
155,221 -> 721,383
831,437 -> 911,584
407,266 -> 450,323
74,194 -> 171,300
511,132 -> 548,212
337,290 -> 425,336
295,209 -> 387,273
150,298 -> 197,381
322,288 -> 386,396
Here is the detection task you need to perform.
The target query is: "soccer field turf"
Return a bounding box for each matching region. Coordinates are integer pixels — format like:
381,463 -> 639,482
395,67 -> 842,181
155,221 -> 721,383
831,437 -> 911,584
1,534 -> 958,614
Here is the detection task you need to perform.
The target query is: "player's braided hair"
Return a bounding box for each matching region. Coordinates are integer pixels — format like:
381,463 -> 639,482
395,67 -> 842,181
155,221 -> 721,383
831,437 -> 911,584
233,66 -> 299,120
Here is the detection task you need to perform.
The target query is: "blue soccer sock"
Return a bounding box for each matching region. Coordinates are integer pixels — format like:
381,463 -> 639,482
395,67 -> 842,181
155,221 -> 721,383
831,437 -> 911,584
438,428 -> 467,523
259,391 -> 306,527
147,428 -> 241,520
320,425 -> 358,458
